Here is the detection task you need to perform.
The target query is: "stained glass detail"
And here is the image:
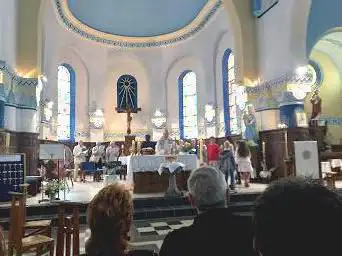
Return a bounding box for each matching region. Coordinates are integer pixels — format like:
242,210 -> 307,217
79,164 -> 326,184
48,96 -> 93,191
117,75 -> 138,112
57,66 -> 71,141
182,72 -> 198,139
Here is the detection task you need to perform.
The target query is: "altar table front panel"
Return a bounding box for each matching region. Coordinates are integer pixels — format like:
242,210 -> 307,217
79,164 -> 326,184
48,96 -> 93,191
119,155 -> 198,193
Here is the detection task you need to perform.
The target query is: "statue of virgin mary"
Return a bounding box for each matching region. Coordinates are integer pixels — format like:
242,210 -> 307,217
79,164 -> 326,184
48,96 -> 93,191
243,105 -> 258,145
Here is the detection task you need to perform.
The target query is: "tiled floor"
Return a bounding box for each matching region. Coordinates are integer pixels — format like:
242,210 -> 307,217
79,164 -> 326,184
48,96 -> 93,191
2,217 -> 194,255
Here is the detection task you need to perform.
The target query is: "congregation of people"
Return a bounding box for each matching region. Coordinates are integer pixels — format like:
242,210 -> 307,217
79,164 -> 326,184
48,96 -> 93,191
69,172 -> 342,256
48,128 -> 253,192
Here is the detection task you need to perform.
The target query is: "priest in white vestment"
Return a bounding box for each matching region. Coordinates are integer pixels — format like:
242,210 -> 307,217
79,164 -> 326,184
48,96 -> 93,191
73,140 -> 87,181
156,129 -> 172,155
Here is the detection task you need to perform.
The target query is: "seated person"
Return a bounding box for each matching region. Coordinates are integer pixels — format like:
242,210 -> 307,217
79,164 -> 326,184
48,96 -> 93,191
85,184 -> 157,256
156,129 -> 171,155
159,166 -> 255,256
141,134 -> 156,150
254,177 -> 342,256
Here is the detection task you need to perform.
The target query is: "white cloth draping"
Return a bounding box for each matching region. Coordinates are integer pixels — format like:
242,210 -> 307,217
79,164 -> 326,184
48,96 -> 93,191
158,162 -> 185,175
119,155 -> 198,185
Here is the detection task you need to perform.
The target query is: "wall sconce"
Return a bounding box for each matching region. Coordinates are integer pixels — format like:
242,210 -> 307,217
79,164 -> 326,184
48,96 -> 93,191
205,104 -> 216,124
42,100 -> 53,122
90,109 -> 104,129
151,109 -> 167,129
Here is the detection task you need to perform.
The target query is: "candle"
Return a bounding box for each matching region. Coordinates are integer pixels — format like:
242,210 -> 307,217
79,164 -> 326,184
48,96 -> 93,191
284,130 -> 288,158
262,141 -> 266,159
199,139 -> 203,163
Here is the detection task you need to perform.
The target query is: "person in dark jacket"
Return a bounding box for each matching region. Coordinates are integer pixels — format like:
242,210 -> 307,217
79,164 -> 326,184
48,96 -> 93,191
219,140 -> 237,190
159,166 -> 255,256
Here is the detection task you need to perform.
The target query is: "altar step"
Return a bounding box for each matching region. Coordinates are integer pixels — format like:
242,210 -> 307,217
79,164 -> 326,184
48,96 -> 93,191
0,192 -> 260,229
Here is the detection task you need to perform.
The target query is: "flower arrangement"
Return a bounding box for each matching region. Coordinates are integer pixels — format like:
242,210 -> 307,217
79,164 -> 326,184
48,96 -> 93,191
182,142 -> 193,153
45,179 -> 69,199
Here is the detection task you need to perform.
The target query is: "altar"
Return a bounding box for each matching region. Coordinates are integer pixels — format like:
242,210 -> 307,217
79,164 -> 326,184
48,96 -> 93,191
119,154 -> 198,193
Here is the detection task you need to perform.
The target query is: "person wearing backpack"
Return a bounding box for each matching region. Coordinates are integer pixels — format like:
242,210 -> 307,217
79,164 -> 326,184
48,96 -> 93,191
219,141 -> 237,190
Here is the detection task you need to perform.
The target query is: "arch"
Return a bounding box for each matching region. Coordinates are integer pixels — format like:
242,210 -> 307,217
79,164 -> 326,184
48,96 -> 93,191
105,54 -> 150,135
57,63 -> 76,142
178,70 -> 198,139
165,56 -> 205,135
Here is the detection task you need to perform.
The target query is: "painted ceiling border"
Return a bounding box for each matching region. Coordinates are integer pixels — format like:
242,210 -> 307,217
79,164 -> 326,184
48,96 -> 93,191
53,0 -> 222,48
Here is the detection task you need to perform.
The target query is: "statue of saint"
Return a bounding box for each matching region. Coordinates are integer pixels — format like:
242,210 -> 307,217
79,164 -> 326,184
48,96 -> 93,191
310,89 -> 322,120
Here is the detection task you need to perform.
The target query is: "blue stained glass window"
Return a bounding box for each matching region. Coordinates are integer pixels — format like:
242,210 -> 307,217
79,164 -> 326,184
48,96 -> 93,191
179,71 -> 198,139
222,49 -> 239,136
57,65 -> 75,141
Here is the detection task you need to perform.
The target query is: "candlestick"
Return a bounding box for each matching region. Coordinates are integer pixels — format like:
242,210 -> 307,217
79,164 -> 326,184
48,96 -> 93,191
284,130 -> 288,158
199,139 -> 203,163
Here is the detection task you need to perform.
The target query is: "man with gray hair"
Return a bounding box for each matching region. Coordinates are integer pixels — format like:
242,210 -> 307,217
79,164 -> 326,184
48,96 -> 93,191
159,166 -> 255,256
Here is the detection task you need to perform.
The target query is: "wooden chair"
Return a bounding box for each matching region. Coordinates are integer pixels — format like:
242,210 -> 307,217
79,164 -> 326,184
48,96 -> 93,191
20,184 -> 52,237
0,225 -> 6,256
56,202 -> 82,256
8,192 -> 54,256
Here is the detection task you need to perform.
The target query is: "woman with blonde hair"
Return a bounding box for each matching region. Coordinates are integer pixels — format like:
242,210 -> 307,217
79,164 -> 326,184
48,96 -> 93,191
85,184 -> 156,256
85,184 -> 132,256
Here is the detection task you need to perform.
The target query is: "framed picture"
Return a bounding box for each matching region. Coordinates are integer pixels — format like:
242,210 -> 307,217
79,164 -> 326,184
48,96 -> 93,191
295,112 -> 308,127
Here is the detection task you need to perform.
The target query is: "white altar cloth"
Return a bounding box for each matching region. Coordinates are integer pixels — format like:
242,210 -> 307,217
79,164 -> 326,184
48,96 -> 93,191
119,155 -> 198,184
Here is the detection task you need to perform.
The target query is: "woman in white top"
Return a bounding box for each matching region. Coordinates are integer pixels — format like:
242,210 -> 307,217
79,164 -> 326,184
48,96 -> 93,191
236,141 -> 253,187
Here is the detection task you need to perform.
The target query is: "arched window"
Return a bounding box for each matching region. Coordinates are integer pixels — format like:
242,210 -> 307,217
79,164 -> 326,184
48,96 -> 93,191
222,49 -> 239,135
117,74 -> 138,112
179,71 -> 198,139
57,64 -> 75,141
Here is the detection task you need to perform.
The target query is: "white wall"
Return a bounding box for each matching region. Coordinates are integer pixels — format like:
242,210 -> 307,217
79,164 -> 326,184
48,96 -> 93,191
41,1 -> 234,140
0,0 -> 18,68
256,0 -> 312,81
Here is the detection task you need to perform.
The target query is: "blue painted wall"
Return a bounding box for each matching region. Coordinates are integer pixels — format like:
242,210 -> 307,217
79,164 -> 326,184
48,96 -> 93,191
307,0 -> 342,55
222,48 -> 232,136
67,0 -> 208,37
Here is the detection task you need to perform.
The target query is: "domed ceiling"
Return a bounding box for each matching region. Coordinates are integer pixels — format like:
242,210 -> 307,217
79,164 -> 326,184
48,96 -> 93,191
54,0 -> 222,47
68,0 -> 208,37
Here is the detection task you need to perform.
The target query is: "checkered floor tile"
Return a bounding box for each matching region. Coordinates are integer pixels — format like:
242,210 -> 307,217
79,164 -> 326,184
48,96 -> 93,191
136,219 -> 193,237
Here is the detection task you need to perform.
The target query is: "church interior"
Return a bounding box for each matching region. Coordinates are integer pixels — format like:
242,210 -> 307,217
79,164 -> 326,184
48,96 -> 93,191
1,0 -> 342,255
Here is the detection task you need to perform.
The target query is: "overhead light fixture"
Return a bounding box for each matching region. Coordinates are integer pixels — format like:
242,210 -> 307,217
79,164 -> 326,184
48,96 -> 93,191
151,109 -> 166,129
296,66 -> 308,77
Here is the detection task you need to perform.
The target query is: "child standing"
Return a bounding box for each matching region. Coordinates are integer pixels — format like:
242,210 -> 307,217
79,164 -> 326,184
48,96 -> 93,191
219,141 -> 237,190
236,141 -> 253,187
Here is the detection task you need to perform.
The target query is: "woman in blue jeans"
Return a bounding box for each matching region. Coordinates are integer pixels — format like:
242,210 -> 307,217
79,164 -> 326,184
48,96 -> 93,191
219,141 -> 237,190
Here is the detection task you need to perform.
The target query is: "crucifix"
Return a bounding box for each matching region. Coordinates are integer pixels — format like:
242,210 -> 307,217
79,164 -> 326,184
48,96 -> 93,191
116,75 -> 141,154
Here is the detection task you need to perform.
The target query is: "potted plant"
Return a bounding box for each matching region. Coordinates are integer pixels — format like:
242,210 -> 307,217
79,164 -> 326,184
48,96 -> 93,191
45,179 -> 68,200
181,142 -> 193,154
